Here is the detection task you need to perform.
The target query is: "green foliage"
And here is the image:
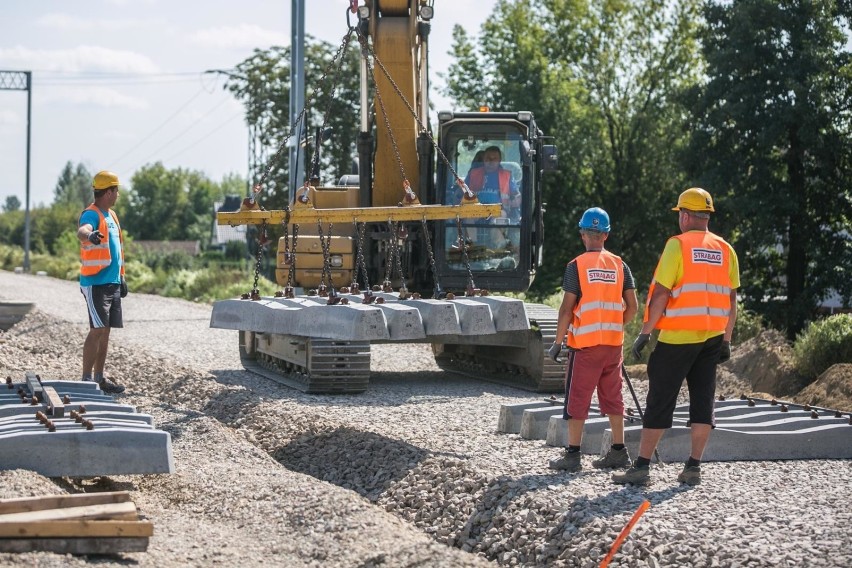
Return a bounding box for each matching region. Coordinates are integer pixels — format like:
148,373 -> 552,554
0,244 -> 24,269
793,314 -> 852,379
53,162 -> 92,209
444,0 -> 704,294
733,303 -> 765,346
2,195 -> 21,213
685,0 -> 852,337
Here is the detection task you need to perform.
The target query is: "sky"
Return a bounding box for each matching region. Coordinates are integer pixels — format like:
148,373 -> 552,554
0,0 -> 497,208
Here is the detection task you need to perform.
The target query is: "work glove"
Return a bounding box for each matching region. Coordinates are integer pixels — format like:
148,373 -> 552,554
631,333 -> 651,361
120,276 -> 128,298
547,342 -> 564,364
87,230 -> 104,245
719,340 -> 731,363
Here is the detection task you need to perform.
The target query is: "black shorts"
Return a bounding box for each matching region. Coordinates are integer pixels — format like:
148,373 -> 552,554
642,335 -> 723,428
80,284 -> 123,329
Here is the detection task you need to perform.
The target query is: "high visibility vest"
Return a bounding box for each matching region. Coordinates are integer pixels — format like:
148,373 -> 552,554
467,168 -> 512,203
79,204 -> 125,277
567,250 -> 625,349
649,231 -> 732,331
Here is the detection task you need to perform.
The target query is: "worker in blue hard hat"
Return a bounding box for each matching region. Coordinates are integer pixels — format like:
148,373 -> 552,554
547,207 -> 638,473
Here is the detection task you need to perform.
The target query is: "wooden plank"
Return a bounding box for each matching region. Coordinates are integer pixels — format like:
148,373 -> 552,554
0,537 -> 149,554
42,386 -> 65,418
0,491 -> 132,515
0,520 -> 153,538
25,372 -> 43,402
0,501 -> 138,523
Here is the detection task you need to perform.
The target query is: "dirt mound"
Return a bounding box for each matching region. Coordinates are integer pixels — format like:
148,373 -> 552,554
793,364 -> 852,412
725,329 -> 805,396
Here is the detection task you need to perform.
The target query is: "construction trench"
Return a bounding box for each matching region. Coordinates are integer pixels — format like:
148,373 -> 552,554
1,278 -> 851,566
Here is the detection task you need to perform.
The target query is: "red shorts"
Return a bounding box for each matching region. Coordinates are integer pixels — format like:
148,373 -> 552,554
563,344 -> 624,420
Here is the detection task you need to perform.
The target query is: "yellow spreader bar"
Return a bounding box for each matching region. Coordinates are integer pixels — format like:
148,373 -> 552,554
217,203 -> 503,226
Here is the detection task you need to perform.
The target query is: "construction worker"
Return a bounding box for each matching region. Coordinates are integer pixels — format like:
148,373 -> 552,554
77,170 -> 127,394
548,207 -> 638,472
613,187 -> 739,486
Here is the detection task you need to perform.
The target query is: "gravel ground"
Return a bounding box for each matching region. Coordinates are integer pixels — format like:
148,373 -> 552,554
1,270 -> 851,568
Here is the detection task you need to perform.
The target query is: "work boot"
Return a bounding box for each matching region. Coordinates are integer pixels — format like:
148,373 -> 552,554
98,377 -> 126,394
549,450 -> 582,472
592,447 -> 630,469
677,465 -> 701,486
612,462 -> 650,486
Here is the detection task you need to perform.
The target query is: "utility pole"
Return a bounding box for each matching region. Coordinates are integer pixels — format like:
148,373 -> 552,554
0,70 -> 33,272
288,0 -> 306,199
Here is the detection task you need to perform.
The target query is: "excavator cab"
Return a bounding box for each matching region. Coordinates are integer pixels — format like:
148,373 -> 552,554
433,111 -> 554,294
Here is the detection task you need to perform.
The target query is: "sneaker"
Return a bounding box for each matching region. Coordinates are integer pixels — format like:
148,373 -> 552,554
612,463 -> 650,486
98,377 -> 126,394
677,465 -> 701,486
549,450 -> 582,472
592,447 -> 631,469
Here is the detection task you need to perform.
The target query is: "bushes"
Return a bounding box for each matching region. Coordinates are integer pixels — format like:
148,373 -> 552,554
793,314 -> 852,379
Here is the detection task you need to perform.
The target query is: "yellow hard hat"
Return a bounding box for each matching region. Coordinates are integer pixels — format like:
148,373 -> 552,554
672,187 -> 714,213
93,170 -> 120,191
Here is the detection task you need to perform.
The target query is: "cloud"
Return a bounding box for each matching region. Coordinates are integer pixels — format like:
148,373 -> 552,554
40,86 -> 149,110
188,23 -> 287,49
36,13 -> 140,32
0,45 -> 159,74
0,110 -> 21,126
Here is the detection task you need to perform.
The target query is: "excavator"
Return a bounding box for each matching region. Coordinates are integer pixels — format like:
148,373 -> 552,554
210,0 -> 562,393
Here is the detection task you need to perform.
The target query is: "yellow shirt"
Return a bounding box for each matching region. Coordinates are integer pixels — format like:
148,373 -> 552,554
653,231 -> 740,344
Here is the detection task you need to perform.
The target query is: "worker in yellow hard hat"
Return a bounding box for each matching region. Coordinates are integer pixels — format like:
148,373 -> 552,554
613,187 -> 739,487
75,170 -> 127,394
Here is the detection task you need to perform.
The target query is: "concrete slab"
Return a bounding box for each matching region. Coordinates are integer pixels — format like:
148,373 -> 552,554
605,419 -> 852,462
0,402 -> 138,420
464,296 -> 529,332
0,428 -> 175,476
497,401 -> 557,433
448,298 -> 496,335
546,412 -> 643,452
519,406 -> 564,440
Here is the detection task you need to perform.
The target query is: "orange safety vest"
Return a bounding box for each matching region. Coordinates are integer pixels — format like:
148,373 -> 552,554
466,168 -> 512,203
79,204 -> 125,277
649,231 -> 732,331
567,250 -> 625,349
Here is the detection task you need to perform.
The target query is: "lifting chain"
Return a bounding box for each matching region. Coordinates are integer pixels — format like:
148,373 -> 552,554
277,210 -> 297,298
421,217 -> 442,298
388,221 -> 408,300
455,216 -> 478,296
244,220 -> 269,301
354,28 -> 473,200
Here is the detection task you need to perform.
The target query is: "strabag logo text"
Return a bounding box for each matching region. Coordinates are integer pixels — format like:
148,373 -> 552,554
692,248 -> 723,265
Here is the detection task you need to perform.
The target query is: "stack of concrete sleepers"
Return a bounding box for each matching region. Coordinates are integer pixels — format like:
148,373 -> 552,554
0,372 -> 174,477
499,397 -> 852,461
210,291 -> 532,343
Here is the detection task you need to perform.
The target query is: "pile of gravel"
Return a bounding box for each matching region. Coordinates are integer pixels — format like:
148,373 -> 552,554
1,271 -> 850,567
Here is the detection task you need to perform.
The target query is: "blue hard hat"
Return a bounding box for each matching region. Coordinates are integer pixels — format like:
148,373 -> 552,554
578,207 -> 611,233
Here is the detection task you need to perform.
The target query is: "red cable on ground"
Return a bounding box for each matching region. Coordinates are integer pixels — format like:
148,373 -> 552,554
599,499 -> 651,568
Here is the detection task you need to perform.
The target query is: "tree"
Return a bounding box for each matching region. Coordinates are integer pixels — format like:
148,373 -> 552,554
53,162 -> 92,209
3,195 -> 21,213
119,163 -> 233,243
685,0 -> 852,336
443,0 -> 703,292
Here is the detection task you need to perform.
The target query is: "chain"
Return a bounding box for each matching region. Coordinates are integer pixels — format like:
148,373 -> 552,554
308,32 -> 355,182
248,220 -> 269,300
455,216 -> 476,294
316,220 -> 335,294
354,221 -> 370,292
252,24 -> 356,201
356,33 -> 407,187
421,217 -> 442,298
355,28 -> 469,196
389,221 -> 408,296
